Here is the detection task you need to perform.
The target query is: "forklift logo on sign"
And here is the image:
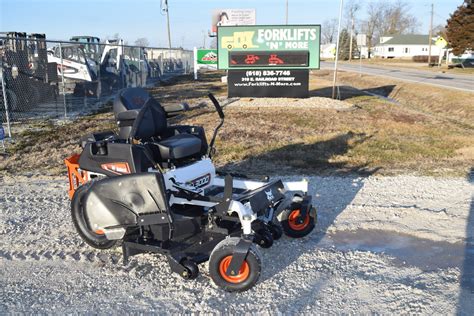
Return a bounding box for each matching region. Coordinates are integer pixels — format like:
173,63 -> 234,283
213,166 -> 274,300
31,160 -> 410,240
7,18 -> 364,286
221,31 -> 258,50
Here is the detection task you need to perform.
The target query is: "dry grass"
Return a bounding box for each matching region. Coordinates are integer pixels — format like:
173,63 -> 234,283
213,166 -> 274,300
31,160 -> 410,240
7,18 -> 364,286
0,70 -> 472,177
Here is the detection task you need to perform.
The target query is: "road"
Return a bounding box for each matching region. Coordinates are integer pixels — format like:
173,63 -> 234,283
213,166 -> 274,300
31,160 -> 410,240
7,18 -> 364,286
321,61 -> 474,92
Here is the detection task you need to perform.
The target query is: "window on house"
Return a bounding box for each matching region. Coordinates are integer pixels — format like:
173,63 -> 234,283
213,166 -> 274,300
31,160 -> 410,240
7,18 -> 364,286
404,48 -> 409,53
388,47 -> 394,52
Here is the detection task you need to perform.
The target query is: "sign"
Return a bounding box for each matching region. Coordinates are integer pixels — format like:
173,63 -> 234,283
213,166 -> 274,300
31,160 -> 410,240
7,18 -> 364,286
228,69 -> 309,98
229,51 -> 309,67
211,9 -> 256,33
197,49 -> 218,65
217,25 -> 321,70
356,34 -> 367,47
435,36 -> 448,49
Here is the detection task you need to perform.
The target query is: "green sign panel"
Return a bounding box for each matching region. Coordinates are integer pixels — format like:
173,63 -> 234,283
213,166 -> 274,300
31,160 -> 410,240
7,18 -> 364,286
217,25 -> 321,70
197,49 -> 218,64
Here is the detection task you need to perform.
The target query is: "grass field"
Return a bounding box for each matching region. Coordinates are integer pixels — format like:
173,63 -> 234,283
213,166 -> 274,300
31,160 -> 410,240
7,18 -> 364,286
0,70 -> 472,177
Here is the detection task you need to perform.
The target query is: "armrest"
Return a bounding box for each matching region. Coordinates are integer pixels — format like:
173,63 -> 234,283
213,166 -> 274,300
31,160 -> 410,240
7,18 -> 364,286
117,109 -> 140,121
163,103 -> 189,118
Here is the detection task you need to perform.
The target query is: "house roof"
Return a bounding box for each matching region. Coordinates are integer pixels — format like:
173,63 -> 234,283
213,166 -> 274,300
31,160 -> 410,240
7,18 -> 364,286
382,34 -> 435,45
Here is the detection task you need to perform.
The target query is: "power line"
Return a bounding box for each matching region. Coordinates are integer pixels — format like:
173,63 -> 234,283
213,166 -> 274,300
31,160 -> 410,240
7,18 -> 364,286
428,2 -> 434,66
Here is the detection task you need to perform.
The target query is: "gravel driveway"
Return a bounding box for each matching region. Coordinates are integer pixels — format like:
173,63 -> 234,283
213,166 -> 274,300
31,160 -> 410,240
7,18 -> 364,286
1,174 -> 473,314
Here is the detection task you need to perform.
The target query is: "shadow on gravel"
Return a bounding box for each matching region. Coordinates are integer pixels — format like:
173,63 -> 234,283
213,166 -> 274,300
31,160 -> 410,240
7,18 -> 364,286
310,84 -> 396,100
220,133 -> 379,299
457,167 -> 474,314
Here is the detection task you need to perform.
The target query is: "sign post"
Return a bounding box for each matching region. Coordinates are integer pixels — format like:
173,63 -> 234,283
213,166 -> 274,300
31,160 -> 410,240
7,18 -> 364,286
217,25 -> 320,98
356,34 -> 367,78
435,36 -> 448,68
0,66 -> 12,138
193,47 -> 198,80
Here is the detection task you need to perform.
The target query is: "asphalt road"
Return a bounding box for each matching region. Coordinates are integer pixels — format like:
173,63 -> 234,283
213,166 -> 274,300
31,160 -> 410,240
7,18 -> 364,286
320,61 -> 474,93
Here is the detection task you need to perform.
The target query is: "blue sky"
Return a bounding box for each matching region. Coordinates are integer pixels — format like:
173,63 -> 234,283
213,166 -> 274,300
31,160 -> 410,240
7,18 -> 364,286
0,0 -> 461,48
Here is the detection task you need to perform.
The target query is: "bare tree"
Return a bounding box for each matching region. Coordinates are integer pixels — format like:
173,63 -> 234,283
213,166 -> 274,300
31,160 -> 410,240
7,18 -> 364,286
379,1 -> 419,35
361,0 -> 419,58
209,38 -> 217,49
345,0 -> 361,60
102,33 -> 121,43
134,37 -> 149,47
433,24 -> 447,38
361,1 -> 382,58
322,18 -> 338,44
345,0 -> 361,29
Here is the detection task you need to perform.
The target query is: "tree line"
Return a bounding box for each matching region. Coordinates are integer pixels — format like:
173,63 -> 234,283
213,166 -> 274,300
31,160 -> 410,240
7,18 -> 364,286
322,0 -> 473,60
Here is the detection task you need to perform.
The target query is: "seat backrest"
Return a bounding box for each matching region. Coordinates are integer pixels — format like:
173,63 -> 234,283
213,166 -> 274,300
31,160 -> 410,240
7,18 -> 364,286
113,87 -> 167,140
129,97 -> 167,140
113,87 -> 149,119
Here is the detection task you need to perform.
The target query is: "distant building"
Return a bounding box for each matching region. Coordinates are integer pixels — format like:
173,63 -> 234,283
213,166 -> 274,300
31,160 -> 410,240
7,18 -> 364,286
373,34 -> 442,59
320,43 -> 336,59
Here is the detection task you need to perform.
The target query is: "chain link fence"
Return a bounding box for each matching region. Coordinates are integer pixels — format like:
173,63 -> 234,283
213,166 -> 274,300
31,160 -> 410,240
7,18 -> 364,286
0,33 -> 193,137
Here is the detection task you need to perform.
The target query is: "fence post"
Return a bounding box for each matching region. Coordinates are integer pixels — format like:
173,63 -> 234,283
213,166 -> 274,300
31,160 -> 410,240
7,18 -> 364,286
58,42 -> 67,119
193,47 -> 198,80
0,65 -> 12,138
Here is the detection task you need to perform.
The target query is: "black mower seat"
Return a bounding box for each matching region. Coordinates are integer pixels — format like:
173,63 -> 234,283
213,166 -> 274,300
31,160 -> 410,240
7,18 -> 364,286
155,134 -> 202,160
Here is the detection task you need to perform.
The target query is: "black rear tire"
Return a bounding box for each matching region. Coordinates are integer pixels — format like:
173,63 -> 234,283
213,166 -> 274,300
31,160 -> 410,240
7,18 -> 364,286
71,184 -> 117,249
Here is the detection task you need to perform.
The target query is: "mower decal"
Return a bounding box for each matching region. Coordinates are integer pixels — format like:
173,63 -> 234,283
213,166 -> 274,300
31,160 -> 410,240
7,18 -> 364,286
188,173 -> 211,188
265,189 -> 274,202
101,162 -> 131,175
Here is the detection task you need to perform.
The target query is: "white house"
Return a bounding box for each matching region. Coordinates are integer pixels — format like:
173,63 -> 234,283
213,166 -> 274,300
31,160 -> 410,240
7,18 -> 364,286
320,43 -> 370,59
320,43 -> 336,59
373,34 -> 442,59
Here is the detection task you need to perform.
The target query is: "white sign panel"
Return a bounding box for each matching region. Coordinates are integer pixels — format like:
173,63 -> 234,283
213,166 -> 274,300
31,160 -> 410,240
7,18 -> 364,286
211,9 -> 256,33
356,34 -> 367,47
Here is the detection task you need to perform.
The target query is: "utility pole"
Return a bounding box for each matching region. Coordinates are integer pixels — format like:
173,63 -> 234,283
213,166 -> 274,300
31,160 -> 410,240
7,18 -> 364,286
349,15 -> 354,61
162,0 -> 172,58
332,0 -> 344,99
428,3 -> 434,66
285,0 -> 289,24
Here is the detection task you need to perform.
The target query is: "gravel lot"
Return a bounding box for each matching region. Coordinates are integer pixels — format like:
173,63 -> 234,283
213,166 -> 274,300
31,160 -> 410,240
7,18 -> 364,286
227,96 -> 353,109
1,174 -> 473,314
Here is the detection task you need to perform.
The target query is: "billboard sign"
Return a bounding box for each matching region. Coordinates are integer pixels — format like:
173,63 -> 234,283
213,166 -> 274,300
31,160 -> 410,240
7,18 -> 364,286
356,34 -> 367,47
217,25 -> 321,70
197,49 -> 218,64
211,9 -> 256,33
